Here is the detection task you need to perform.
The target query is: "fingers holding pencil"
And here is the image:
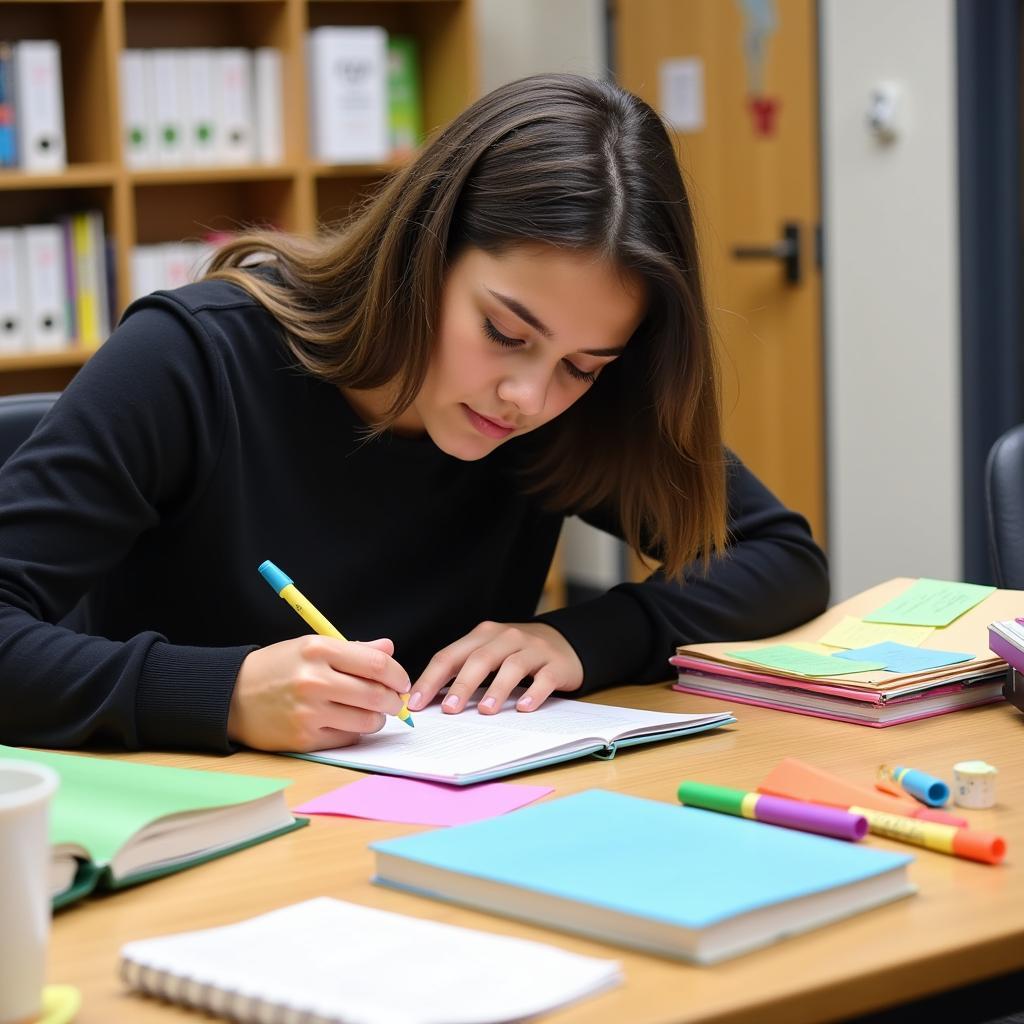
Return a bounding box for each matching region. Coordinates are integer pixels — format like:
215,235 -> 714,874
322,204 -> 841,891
228,634 -> 410,752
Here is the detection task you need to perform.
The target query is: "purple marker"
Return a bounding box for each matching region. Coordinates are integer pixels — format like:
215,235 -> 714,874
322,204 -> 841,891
677,780 -> 869,841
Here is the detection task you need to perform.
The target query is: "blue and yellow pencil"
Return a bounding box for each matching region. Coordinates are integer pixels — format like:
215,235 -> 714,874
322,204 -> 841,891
257,559 -> 414,728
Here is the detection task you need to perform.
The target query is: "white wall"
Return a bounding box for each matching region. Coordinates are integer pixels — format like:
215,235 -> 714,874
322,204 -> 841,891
476,0 -> 607,93
820,0 -> 962,599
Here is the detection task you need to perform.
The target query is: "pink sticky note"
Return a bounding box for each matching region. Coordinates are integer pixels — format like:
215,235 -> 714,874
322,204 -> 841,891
293,776 -> 554,826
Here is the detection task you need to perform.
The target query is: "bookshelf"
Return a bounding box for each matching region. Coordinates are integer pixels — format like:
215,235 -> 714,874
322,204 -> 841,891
0,0 -> 479,395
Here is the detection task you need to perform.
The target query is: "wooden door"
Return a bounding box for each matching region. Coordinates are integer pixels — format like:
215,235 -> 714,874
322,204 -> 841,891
615,0 -> 825,542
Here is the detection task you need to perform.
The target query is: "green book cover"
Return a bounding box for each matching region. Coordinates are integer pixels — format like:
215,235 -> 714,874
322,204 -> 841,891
388,36 -> 423,157
0,746 -> 306,910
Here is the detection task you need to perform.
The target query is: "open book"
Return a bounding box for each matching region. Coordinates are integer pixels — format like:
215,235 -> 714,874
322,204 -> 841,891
0,746 -> 306,908
120,897 -> 622,1024
293,695 -> 734,785
372,789 -> 915,964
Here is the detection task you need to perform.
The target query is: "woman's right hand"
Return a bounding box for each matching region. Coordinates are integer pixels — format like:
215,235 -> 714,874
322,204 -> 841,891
227,635 -> 409,752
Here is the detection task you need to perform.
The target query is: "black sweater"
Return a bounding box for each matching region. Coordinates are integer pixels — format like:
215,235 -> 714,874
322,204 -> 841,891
0,278 -> 828,752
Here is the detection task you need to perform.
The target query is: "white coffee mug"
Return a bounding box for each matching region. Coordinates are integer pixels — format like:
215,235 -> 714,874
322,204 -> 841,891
0,760 -> 59,1024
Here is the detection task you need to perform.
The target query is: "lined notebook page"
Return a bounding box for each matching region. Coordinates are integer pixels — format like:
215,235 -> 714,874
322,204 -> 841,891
120,897 -> 621,1024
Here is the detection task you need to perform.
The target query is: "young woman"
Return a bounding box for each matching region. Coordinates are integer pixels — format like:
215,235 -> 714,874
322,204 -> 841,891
0,74 -> 828,754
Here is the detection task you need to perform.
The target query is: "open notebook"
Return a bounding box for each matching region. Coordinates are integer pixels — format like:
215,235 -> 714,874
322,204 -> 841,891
293,694 -> 734,785
0,746 -> 304,908
120,897 -> 622,1024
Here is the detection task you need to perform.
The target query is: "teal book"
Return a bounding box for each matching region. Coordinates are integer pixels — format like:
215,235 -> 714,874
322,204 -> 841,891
372,789 -> 915,964
0,746 -> 307,910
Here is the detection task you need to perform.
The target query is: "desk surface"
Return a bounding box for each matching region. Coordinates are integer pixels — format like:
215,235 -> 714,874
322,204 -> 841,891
49,687 -> 1024,1024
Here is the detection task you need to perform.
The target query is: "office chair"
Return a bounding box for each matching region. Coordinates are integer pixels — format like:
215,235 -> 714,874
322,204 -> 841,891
0,392 -> 59,467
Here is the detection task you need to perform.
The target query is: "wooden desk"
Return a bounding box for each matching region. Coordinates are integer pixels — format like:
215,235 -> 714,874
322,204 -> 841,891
49,688 -> 1024,1024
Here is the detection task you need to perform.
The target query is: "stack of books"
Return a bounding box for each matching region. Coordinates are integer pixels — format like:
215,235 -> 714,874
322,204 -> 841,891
672,577 -> 1017,727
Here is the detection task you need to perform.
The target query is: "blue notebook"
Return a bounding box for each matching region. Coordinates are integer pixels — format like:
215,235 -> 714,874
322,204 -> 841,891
371,789 -> 915,963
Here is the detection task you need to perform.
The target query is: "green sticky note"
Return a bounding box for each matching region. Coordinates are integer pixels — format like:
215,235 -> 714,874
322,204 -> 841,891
726,644 -> 885,677
862,578 -> 995,627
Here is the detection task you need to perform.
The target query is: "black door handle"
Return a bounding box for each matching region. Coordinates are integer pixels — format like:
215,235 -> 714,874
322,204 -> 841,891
732,221 -> 801,285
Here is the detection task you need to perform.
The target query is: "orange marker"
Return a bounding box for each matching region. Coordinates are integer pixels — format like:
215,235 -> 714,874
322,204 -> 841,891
849,806 -> 1005,865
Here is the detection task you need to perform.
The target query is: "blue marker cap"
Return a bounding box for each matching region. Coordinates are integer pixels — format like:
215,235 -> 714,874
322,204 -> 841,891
895,766 -> 950,807
258,560 -> 293,595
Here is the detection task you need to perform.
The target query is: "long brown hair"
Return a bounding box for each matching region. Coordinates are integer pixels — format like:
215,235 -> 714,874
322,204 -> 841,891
207,73 -> 726,578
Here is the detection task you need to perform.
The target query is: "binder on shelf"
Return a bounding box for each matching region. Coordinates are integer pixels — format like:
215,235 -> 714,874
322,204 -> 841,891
12,40 -> 66,172
130,246 -> 164,303
22,223 -> 69,351
151,49 -> 187,166
119,50 -> 156,169
67,211 -> 109,349
215,49 -> 255,164
387,35 -> 422,158
0,228 -> 27,353
306,26 -> 389,164
253,48 -> 283,164
0,41 -> 17,167
184,49 -> 217,166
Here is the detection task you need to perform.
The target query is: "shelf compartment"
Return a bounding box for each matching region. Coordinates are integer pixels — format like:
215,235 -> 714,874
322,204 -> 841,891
315,173 -> 386,230
0,2 -> 114,164
133,177 -> 300,243
0,183 -> 114,229
123,1 -> 290,50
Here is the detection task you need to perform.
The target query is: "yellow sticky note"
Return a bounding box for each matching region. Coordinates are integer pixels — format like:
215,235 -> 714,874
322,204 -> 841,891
790,641 -> 842,656
818,616 -> 934,650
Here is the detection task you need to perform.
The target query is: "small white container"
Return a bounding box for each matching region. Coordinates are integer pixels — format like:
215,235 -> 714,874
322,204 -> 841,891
952,760 -> 998,809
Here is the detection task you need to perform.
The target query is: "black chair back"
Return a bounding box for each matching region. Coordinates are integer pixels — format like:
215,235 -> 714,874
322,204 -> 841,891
985,422 -> 1024,588
0,392 -> 59,468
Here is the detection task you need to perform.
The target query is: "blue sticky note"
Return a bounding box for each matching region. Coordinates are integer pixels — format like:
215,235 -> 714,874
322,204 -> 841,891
832,641 -> 974,674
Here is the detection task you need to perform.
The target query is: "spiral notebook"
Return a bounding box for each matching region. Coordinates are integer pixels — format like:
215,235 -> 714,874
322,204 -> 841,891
119,897 -> 622,1024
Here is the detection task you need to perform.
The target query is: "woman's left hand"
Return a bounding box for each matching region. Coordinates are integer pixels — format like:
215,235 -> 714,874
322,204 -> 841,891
407,621 -> 584,715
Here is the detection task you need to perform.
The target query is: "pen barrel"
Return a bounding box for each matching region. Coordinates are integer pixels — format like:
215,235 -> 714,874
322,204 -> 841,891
677,781 -> 746,816
281,585 -> 346,641
880,765 -> 950,807
754,795 -> 868,842
677,782 -> 867,842
851,806 -> 1006,865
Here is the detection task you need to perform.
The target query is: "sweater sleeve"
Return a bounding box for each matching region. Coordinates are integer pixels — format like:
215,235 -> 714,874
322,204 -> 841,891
534,454 -> 830,695
0,297 -> 254,752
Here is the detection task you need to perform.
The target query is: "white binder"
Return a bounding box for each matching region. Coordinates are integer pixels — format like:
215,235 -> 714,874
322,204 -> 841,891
253,47 -> 283,164
215,49 -> 254,164
13,40 -> 67,172
306,26 -> 388,164
119,50 -> 156,168
184,49 -> 217,165
0,228 -> 27,353
130,245 -> 165,301
151,48 -> 187,166
22,223 -> 69,351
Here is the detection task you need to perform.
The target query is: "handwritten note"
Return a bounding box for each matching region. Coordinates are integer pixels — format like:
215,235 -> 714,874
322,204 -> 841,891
818,616 -> 934,650
726,644 -> 885,677
863,579 -> 995,627
832,642 -> 974,674
293,776 -> 554,826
